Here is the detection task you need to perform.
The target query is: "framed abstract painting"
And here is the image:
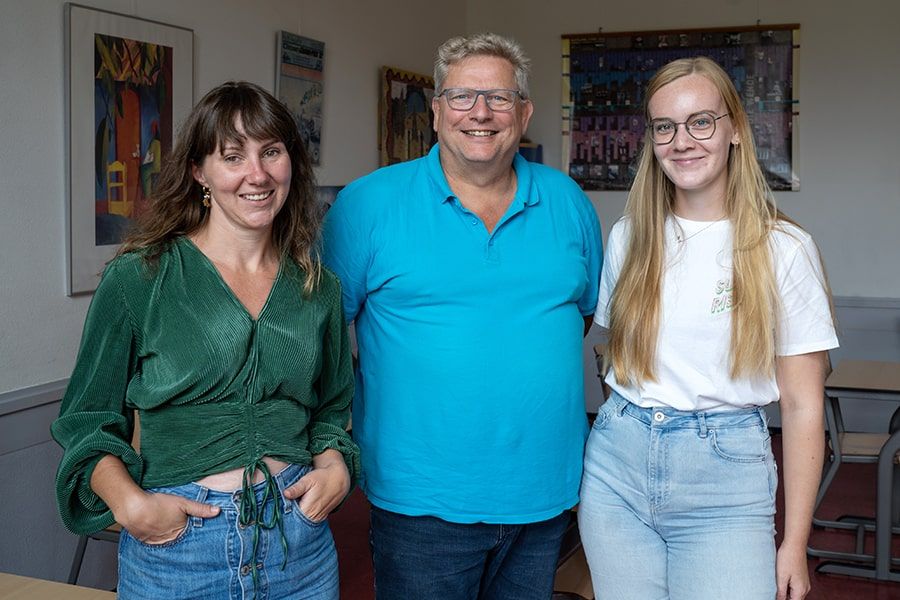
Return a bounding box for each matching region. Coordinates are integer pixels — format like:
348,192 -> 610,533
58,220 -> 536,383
65,3 -> 193,294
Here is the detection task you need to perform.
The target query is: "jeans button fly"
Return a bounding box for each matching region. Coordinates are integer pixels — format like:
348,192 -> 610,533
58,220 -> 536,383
653,411 -> 665,422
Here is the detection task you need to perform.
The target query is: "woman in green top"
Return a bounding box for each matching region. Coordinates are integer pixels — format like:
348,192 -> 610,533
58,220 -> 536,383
52,81 -> 358,599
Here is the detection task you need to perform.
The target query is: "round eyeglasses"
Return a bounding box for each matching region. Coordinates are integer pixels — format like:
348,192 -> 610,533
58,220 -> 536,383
437,88 -> 524,112
648,112 -> 731,145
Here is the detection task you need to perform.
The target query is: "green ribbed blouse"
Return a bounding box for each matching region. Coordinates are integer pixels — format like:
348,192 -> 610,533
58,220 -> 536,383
52,237 -> 358,535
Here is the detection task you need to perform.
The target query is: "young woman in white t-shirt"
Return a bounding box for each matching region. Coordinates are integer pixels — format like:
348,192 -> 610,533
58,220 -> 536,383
578,57 -> 837,600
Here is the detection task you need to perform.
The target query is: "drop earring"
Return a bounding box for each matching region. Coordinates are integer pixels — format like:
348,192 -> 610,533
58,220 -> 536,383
201,186 -> 211,208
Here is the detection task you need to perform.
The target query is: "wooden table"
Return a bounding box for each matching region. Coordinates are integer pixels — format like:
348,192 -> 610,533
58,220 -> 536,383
816,359 -> 900,582
0,572 -> 115,599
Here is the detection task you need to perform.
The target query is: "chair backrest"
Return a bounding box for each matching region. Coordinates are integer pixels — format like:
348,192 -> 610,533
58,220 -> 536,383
593,343 -> 611,401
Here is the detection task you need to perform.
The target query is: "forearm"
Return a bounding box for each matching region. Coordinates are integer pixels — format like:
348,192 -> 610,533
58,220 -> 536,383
778,404 -> 824,548
312,448 -> 346,469
89,454 -> 148,526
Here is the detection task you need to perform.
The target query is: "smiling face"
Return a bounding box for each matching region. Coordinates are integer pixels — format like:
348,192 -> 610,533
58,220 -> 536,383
648,73 -> 739,211
432,55 -> 533,178
191,118 -> 292,236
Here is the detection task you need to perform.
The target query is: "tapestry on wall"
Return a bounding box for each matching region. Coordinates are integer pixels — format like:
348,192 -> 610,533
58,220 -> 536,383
379,67 -> 436,166
562,24 -> 799,192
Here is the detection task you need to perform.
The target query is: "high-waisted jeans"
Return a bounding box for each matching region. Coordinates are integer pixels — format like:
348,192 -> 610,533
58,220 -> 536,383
118,463 -> 339,600
578,392 -> 778,600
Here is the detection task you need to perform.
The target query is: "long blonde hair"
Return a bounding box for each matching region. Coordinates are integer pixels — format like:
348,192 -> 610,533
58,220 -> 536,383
609,57 -> 800,385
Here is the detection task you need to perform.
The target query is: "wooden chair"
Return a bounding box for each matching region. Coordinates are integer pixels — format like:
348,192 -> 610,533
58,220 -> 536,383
67,414 -> 139,586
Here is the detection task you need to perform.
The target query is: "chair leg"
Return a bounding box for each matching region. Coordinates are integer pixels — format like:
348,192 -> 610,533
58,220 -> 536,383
812,452 -> 842,528
67,535 -> 89,585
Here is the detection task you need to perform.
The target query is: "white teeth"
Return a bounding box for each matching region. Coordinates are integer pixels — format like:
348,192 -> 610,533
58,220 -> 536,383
243,192 -> 271,200
464,130 -> 495,137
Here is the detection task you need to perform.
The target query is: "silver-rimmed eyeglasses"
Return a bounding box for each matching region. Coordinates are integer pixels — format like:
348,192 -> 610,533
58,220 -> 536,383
648,112 -> 731,145
437,88 -> 524,112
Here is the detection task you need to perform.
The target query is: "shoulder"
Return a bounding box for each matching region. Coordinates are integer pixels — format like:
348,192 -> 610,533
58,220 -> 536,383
769,220 -> 818,259
102,248 -> 154,288
283,259 -> 343,306
526,163 -> 598,224
102,239 -> 189,297
318,267 -> 343,301
608,217 -> 631,244
333,158 -> 427,212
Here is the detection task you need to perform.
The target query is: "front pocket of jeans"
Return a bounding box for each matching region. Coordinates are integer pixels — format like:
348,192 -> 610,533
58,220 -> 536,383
590,400 -> 615,431
710,428 -> 768,463
292,501 -> 327,527
125,520 -> 192,549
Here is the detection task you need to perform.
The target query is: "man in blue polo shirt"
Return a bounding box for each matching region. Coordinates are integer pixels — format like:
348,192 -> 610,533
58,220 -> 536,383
323,32 -> 602,599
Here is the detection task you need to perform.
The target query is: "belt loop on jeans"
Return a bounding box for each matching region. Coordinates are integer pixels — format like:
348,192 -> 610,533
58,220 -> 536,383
192,485 -> 209,527
697,411 -> 708,438
277,466 -> 294,515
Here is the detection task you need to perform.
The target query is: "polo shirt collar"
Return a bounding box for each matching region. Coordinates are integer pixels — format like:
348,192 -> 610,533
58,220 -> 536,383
425,143 -> 541,208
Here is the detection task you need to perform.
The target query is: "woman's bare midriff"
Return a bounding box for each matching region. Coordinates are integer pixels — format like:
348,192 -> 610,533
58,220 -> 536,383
195,456 -> 290,491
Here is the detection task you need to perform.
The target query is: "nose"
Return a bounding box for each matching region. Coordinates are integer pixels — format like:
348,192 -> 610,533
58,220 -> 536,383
671,123 -> 694,150
245,156 -> 270,184
468,93 -> 493,119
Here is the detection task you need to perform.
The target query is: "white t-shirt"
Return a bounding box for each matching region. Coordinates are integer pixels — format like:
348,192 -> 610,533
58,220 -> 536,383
595,215 -> 839,411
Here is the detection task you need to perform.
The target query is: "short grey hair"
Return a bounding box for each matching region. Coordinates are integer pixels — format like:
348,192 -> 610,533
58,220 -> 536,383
434,33 -> 531,98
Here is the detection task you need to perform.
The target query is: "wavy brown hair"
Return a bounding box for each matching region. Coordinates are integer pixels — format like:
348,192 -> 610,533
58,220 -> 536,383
609,57 -> 831,385
118,81 -> 321,292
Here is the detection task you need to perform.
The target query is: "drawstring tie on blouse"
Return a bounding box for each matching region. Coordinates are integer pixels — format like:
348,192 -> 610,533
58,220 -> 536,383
238,459 -> 289,597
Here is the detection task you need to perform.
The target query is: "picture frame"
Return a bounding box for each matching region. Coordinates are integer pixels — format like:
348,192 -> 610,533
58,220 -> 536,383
378,67 -> 436,166
316,185 -> 344,215
562,24 -> 799,192
65,3 -> 193,295
275,31 -> 325,165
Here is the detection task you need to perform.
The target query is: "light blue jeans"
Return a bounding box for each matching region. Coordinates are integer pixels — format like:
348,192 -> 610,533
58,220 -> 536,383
118,463 -> 339,600
578,393 -> 778,600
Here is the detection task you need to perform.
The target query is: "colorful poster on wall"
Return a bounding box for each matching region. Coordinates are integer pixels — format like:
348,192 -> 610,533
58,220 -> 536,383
93,34 -> 173,246
379,67 -> 436,166
66,4 -> 193,295
276,31 -> 325,164
562,25 -> 799,191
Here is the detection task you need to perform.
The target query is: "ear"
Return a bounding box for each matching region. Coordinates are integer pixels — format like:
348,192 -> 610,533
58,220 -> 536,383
192,163 -> 206,187
432,95 -> 442,134
520,99 -> 535,134
731,132 -> 740,146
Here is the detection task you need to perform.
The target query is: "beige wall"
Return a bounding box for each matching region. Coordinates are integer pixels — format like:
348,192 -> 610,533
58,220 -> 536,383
467,0 -> 900,298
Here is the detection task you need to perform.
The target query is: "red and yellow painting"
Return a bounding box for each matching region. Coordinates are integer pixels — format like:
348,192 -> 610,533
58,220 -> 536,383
94,34 -> 173,245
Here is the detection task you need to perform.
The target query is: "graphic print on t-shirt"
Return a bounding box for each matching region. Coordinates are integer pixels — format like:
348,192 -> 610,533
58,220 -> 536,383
710,278 -> 733,314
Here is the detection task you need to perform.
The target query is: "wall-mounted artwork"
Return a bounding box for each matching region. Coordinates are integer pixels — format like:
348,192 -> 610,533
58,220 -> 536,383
379,67 -> 436,166
65,3 -> 193,295
276,31 -> 325,165
562,24 -> 799,192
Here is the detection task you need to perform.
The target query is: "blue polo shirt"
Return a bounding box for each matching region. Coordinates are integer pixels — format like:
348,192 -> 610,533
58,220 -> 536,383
323,145 -> 602,523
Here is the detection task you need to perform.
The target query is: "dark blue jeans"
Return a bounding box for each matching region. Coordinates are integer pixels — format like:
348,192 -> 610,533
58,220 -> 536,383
370,505 -> 570,600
